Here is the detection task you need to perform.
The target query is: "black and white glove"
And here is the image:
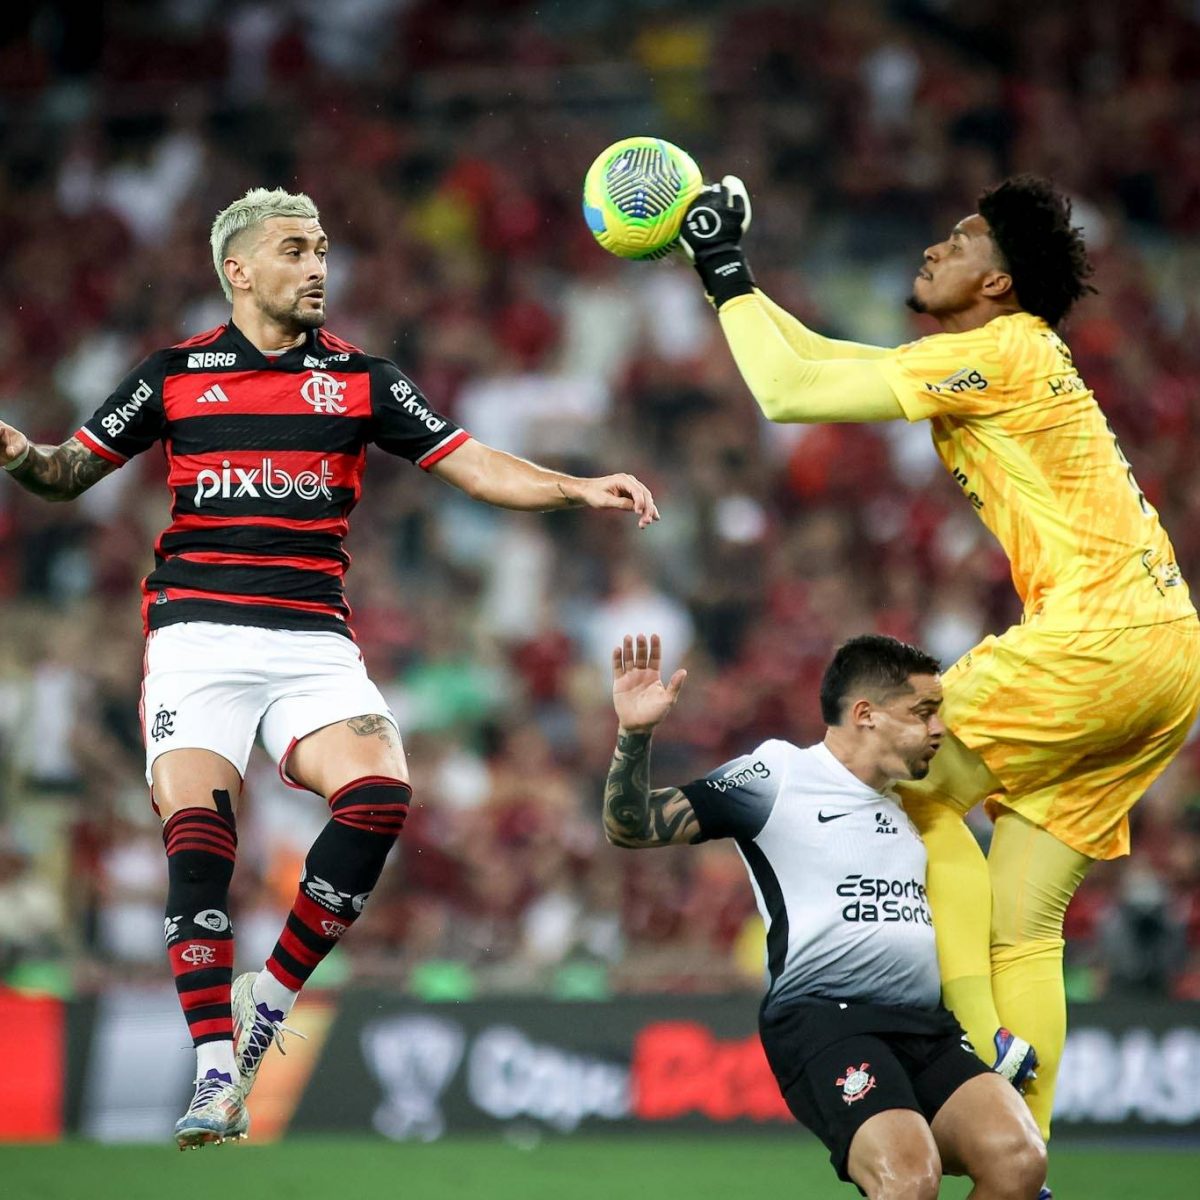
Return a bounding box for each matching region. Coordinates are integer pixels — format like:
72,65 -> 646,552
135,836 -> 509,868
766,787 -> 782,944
680,175 -> 755,308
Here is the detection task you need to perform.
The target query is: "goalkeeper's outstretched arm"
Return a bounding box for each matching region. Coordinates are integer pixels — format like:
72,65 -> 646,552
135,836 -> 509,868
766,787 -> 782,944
719,292 -> 904,423
680,176 -> 904,424
754,290 -> 894,362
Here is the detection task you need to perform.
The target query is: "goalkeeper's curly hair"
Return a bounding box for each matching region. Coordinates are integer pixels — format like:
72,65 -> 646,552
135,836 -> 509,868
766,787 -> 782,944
978,176 -> 1096,328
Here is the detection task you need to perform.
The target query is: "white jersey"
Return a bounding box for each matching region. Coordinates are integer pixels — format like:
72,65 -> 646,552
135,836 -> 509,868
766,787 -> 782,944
682,739 -> 940,1013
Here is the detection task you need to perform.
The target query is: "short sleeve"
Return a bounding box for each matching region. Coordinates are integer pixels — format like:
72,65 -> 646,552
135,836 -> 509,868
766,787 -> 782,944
76,353 -> 168,464
369,359 -> 470,469
680,740 -> 787,842
876,326 -> 1010,422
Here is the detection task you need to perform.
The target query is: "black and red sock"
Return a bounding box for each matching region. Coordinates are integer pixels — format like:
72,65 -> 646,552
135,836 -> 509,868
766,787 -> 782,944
162,800 -> 237,1046
265,777 -> 409,992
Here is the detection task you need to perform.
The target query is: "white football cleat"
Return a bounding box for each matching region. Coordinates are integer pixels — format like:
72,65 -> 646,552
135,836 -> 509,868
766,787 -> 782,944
231,972 -> 305,1102
174,1069 -> 249,1149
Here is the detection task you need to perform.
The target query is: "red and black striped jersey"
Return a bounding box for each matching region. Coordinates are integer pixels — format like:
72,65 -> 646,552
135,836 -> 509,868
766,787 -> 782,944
76,322 -> 470,637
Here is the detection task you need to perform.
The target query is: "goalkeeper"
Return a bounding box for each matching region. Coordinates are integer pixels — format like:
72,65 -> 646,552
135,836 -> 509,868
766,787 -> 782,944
677,174 -> 1200,1149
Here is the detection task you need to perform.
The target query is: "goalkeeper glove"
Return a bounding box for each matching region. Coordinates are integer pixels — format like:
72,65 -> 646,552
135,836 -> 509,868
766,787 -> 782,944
679,175 -> 755,308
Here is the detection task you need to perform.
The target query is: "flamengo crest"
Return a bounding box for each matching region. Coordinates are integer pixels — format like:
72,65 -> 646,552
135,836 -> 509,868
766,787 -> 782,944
180,944 -> 217,965
301,370 -> 348,414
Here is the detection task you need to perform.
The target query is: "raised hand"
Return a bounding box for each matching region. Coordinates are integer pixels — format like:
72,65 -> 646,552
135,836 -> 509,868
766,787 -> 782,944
678,175 -> 757,309
570,473 -> 660,529
680,175 -> 753,262
611,633 -> 687,733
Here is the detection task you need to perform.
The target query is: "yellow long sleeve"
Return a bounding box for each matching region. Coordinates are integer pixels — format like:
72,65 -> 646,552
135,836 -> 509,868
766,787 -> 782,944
754,291 -> 895,362
717,292 -> 904,423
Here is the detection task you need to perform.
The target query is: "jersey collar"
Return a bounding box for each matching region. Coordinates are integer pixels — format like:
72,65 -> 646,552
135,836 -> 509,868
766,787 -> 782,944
225,320 -> 319,369
811,741 -> 895,800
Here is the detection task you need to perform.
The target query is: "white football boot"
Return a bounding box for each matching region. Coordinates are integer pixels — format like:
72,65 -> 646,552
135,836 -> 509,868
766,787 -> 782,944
174,1069 -> 249,1149
231,971 -> 305,1103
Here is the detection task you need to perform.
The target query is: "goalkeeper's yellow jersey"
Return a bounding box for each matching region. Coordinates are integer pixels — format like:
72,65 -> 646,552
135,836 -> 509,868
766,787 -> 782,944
876,312 -> 1193,631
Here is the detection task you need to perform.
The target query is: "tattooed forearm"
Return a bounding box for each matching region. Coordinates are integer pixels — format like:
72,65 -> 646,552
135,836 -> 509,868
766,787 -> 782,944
8,438 -> 117,500
603,729 -> 703,848
347,714 -> 399,747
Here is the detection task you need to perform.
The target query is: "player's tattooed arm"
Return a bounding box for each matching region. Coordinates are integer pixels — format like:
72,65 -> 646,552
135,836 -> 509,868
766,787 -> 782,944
347,714 -> 401,749
5,437 -> 118,500
603,730 -> 703,848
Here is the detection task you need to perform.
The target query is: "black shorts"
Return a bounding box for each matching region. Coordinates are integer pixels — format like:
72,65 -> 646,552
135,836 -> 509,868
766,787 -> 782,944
759,998 -> 991,1185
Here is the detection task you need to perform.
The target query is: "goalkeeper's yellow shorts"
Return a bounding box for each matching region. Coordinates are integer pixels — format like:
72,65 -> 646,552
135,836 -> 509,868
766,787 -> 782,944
939,615 -> 1200,860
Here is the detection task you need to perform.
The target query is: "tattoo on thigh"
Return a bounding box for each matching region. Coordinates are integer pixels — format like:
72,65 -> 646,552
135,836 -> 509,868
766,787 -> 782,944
347,714 -> 397,746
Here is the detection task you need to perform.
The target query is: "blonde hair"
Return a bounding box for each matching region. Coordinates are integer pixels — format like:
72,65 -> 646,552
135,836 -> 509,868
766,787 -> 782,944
210,187 -> 320,302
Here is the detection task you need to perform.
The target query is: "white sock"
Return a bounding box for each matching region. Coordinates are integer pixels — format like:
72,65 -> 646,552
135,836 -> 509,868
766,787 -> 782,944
253,968 -> 299,1018
196,1039 -> 237,1079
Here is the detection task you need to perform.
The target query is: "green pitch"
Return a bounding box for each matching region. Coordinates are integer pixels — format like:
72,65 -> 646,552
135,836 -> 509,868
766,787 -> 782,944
1,1136 -> 1196,1199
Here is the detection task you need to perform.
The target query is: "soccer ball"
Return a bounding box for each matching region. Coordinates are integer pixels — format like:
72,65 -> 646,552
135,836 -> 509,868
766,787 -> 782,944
582,137 -> 704,260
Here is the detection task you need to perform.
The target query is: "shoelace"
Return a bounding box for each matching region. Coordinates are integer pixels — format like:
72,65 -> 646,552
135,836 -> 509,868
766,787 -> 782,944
189,1075 -> 231,1111
243,1011 -> 306,1072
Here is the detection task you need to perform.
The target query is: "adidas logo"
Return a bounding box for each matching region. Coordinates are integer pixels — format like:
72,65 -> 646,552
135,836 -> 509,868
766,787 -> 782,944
196,384 -> 231,404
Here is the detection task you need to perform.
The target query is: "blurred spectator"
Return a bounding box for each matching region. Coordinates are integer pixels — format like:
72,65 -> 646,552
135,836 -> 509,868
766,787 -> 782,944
1098,864 -> 1188,998
0,829 -> 65,975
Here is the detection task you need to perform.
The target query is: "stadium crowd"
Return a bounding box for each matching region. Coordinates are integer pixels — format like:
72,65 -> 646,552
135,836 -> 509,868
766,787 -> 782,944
1,0 -> 1199,1002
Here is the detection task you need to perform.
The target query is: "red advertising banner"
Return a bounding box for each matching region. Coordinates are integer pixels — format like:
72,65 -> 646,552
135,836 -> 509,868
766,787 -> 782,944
0,991 -> 63,1141
631,1022 -> 791,1122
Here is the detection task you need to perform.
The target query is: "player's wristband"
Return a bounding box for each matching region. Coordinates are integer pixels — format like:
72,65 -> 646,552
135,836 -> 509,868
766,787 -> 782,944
2,444 -> 30,472
691,248 -> 756,309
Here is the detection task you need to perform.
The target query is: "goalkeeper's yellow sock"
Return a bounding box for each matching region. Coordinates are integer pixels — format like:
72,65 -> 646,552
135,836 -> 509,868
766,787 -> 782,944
901,791 -> 1001,1062
991,939 -> 1066,1141
989,810 -> 1091,1142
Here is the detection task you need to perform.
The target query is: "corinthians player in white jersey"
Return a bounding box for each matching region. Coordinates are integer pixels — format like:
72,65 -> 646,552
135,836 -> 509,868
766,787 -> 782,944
603,633 -> 1045,1200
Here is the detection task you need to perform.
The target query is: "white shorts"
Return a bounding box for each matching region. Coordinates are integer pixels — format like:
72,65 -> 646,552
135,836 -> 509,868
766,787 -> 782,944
141,622 -> 397,791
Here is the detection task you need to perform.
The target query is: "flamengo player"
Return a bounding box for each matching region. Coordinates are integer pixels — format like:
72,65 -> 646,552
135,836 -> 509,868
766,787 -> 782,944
0,188 -> 659,1148
602,633 -> 1046,1199
676,173 -> 1200,1180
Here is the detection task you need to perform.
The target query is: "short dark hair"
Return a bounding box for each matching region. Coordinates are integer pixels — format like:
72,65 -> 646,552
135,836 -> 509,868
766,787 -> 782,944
978,175 -> 1096,328
820,635 -> 941,725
